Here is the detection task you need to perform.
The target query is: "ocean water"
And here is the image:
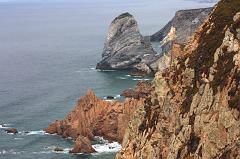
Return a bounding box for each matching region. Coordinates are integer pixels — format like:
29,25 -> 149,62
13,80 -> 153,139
0,0 -> 216,158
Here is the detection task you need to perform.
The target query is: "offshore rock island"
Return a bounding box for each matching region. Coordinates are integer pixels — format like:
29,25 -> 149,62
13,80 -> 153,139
97,7 -> 213,75
96,13 -> 158,76
46,0 -> 240,158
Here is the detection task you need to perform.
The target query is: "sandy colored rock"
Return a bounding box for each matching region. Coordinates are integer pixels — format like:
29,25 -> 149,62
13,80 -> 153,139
69,136 -> 96,154
45,89 -> 146,153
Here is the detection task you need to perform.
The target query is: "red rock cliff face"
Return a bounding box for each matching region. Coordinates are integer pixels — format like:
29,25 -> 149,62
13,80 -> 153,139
45,81 -> 152,153
116,0 -> 240,159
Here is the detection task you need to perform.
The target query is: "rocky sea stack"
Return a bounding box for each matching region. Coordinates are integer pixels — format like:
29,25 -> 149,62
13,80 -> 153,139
96,12 -> 158,76
116,0 -> 240,158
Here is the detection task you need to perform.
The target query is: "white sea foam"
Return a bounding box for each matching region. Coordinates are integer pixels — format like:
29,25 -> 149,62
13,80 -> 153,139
32,151 -> 52,154
125,75 -> 131,77
24,130 -> 45,135
93,137 -> 121,154
115,95 -> 121,98
131,75 -> 143,78
0,124 -> 10,129
117,77 -> 127,80
14,138 -> 24,140
0,149 -> 22,155
132,78 -> 151,81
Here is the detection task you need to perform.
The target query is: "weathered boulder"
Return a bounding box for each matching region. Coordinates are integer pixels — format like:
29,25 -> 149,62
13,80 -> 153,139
117,1 -> 240,158
96,12 -> 158,75
106,96 -> 115,100
69,136 -> 96,154
5,128 -> 18,134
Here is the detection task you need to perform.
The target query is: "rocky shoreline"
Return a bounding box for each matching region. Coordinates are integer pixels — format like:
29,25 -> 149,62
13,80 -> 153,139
116,0 -> 240,158
46,0 -> 240,158
45,81 -> 152,153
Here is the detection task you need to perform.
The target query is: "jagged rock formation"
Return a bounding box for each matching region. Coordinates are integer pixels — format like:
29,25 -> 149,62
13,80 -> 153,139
45,82 -> 152,153
117,1 -> 240,159
96,13 -> 159,76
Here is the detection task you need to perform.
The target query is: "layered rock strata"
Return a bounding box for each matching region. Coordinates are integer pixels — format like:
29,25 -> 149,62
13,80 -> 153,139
96,12 -> 159,75
117,1 -> 240,158
45,81 -> 153,153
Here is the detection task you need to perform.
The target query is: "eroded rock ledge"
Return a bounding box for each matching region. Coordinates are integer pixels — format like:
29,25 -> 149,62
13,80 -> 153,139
116,0 -> 240,158
45,81 -> 153,153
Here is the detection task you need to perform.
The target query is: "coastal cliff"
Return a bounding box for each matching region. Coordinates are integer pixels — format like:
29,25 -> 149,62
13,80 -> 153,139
151,7 -> 212,70
116,0 -> 240,158
96,13 -> 158,76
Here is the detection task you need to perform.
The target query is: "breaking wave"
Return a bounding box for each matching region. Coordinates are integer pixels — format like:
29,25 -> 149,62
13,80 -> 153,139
93,137 -> 121,154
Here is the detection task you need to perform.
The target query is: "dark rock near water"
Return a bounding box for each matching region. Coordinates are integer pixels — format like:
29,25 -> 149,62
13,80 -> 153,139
96,12 -> 158,75
54,147 -> 64,152
5,128 -> 18,134
106,96 -> 114,100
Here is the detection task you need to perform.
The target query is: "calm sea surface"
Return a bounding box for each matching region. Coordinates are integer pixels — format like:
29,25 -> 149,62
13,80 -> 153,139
0,0 -> 216,158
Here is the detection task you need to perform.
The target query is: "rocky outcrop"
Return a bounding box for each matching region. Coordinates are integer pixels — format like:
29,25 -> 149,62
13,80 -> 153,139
96,12 -> 159,75
54,147 -> 64,152
5,128 -> 18,134
45,89 -> 146,153
117,1 -> 240,159
69,136 -> 96,154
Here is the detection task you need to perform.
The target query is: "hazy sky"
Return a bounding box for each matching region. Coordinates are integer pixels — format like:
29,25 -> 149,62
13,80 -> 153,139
0,0 -> 218,3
